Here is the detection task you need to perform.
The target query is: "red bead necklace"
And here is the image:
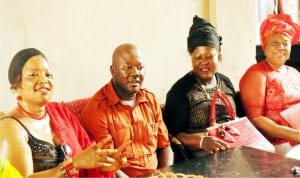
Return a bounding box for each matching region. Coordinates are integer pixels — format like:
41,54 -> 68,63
17,102 -> 47,120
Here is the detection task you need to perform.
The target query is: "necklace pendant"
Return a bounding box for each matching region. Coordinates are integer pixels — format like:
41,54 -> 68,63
206,93 -> 210,99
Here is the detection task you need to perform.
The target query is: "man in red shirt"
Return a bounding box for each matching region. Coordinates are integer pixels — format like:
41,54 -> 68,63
79,43 -> 173,177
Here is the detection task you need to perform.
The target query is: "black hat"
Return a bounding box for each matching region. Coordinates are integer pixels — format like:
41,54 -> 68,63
187,15 -> 222,52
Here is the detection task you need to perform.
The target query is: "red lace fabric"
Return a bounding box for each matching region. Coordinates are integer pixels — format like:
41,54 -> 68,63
61,98 -> 90,119
240,61 -> 300,145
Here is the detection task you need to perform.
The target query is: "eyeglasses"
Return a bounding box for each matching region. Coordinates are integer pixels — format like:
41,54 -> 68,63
269,41 -> 290,48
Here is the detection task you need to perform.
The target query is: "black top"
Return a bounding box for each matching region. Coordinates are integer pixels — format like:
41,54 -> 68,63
163,72 -> 237,135
0,116 -> 64,172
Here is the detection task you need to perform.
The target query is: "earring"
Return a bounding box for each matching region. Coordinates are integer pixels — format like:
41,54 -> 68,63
17,95 -> 22,101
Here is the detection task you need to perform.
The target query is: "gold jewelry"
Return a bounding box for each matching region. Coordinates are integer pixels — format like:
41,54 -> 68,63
194,77 -> 220,99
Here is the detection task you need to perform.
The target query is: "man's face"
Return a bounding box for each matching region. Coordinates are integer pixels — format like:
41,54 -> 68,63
111,47 -> 145,100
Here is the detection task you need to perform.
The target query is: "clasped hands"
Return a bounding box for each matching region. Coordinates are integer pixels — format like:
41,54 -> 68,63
72,135 -> 130,172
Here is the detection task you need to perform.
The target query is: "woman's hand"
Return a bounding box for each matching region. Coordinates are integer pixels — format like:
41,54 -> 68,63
296,130 -> 300,143
100,140 -> 131,172
201,136 -> 229,153
72,136 -> 118,169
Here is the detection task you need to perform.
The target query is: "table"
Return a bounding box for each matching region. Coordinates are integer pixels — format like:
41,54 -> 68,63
286,145 -> 300,160
157,146 -> 300,177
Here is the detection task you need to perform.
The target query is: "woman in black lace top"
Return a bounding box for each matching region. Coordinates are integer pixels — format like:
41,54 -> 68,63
163,16 -> 239,159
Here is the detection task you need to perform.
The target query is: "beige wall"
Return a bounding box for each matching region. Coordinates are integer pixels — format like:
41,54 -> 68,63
0,0 -> 256,112
214,0 -> 257,87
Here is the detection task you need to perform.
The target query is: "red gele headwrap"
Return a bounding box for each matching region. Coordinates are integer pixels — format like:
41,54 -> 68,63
260,14 -> 300,50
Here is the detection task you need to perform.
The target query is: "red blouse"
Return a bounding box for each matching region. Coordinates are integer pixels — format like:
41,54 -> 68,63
239,61 -> 300,144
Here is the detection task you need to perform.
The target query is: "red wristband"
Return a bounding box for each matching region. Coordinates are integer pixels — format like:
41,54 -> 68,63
61,159 -> 78,178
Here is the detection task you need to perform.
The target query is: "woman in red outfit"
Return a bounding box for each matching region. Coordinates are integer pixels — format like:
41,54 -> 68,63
239,14 -> 300,157
0,48 -> 128,177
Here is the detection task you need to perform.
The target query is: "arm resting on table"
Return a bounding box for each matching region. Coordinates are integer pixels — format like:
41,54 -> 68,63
157,145 -> 174,168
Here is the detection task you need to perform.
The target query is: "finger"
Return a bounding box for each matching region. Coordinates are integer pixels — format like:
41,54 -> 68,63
216,139 -> 230,148
96,162 -> 113,168
119,152 -> 130,158
97,149 -> 118,157
96,135 -> 113,148
117,140 -> 131,153
118,154 -> 129,169
100,156 -> 116,163
120,161 -> 129,169
212,147 -> 220,152
120,156 -> 127,165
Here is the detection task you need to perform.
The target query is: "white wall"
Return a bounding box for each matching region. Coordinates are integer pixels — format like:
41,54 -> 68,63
213,0 -> 257,88
0,0 -> 256,112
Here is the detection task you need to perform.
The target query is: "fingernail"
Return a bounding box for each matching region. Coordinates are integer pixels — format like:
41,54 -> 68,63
103,163 -> 112,167
121,157 -> 127,163
107,157 -> 115,162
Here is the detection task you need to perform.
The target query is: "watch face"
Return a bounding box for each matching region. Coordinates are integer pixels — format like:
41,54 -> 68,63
59,144 -> 73,159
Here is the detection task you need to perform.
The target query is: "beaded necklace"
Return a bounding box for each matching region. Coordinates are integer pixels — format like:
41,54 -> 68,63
18,102 -> 47,120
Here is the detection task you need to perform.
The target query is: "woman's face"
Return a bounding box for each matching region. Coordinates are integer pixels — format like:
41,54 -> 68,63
17,55 -> 54,105
190,46 -> 220,83
265,33 -> 291,69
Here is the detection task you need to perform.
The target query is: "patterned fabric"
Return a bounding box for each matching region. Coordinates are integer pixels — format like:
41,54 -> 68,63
0,103 -> 114,178
62,98 -> 90,119
240,60 -> 300,145
79,80 -> 170,177
0,116 -> 64,172
187,80 -> 235,133
163,72 -> 237,136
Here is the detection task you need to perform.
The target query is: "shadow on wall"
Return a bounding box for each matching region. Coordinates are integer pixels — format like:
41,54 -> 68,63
256,42 -> 300,71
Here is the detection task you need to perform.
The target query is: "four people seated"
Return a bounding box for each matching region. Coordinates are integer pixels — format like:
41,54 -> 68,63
1,13 -> 300,177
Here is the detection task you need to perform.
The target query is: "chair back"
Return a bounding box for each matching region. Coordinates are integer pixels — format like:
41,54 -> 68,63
62,98 -> 90,119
